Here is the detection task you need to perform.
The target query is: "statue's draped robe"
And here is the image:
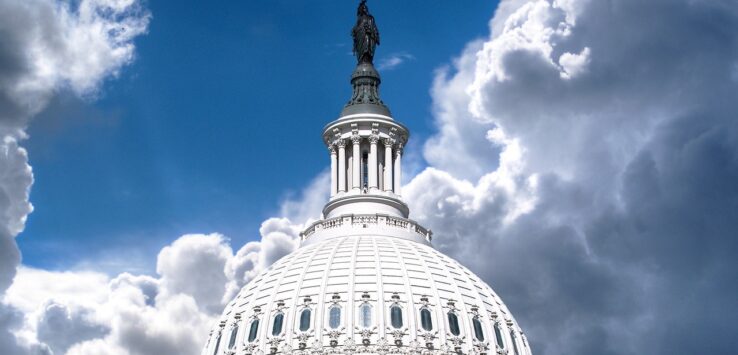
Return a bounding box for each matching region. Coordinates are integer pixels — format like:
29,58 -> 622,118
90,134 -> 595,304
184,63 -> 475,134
352,14 -> 379,64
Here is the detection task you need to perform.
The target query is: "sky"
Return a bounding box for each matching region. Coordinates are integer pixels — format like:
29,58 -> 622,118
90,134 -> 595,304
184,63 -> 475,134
18,0 -> 499,273
1,0 -> 738,354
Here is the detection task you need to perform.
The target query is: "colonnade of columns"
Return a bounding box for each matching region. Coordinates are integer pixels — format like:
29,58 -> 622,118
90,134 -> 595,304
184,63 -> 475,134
329,134 -> 403,198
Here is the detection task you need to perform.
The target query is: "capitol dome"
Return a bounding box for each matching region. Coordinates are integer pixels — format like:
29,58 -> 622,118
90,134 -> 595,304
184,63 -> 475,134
203,2 -> 531,355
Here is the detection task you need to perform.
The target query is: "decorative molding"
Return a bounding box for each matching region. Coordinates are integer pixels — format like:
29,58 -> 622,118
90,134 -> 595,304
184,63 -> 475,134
251,306 -> 264,320
345,66 -> 387,109
371,123 -> 380,135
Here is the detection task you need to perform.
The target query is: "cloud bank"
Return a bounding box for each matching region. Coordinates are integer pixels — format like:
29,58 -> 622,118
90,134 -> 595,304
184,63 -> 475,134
6,226 -> 301,355
406,0 -> 738,353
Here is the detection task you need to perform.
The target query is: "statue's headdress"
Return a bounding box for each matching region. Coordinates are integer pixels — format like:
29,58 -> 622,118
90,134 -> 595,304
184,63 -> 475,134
358,0 -> 369,16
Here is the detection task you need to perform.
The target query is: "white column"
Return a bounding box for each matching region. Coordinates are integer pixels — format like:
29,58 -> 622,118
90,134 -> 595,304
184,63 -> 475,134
337,139 -> 347,192
394,143 -> 403,195
383,139 -> 393,192
329,145 -> 337,197
368,134 -> 379,190
351,135 -> 361,191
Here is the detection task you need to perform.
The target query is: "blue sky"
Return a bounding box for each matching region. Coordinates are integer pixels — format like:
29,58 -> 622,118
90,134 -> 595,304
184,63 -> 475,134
19,0 -> 499,272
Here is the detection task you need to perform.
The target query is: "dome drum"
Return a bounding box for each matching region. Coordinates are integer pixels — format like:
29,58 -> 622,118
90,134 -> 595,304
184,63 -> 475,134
300,213 -> 431,246
322,194 -> 409,220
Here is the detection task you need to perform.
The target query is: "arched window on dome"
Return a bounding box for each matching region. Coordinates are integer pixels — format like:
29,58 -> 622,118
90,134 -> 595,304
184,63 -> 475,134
420,308 -> 433,331
390,305 -> 403,329
212,332 -> 222,355
271,312 -> 284,336
329,305 -> 341,329
299,308 -> 312,332
359,303 -> 372,328
227,323 -> 239,349
511,330 -> 521,355
472,317 -> 485,341
247,319 -> 260,343
447,312 -> 461,336
494,322 -> 506,349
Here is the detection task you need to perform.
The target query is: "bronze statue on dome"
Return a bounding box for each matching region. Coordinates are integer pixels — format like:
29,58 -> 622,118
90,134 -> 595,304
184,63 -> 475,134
352,0 -> 380,65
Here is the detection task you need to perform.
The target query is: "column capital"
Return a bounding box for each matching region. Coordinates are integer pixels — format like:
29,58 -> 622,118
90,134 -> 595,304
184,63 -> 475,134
335,138 -> 347,148
395,143 -> 404,156
351,134 -> 362,144
383,138 -> 395,147
368,134 -> 380,144
328,145 -> 337,154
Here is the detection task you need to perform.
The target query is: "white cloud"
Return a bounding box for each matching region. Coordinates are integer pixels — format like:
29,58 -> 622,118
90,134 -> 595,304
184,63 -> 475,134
377,52 -> 415,71
4,215 -> 305,354
0,136 -> 34,353
0,0 -> 151,127
558,47 -> 590,79
157,234 -> 233,314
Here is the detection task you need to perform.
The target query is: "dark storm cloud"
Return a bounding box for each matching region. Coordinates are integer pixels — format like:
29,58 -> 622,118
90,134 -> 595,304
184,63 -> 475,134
406,0 -> 738,354
0,1 -> 33,127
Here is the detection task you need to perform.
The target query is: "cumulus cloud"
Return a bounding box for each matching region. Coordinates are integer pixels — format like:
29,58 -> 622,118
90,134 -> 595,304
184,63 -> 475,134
0,0 -> 151,128
157,234 -> 233,314
406,0 -> 738,353
4,221 -> 303,354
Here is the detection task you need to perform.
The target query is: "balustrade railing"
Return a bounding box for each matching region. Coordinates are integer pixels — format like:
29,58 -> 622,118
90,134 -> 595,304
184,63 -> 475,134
300,214 -> 432,243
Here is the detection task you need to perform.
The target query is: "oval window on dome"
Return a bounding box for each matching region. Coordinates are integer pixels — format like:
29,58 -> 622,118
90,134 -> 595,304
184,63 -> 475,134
420,308 -> 433,331
299,308 -> 312,332
390,305 -> 403,329
447,312 -> 461,336
227,324 -> 239,349
359,303 -> 372,328
329,305 -> 341,329
511,330 -> 520,355
271,312 -> 284,336
212,332 -> 222,355
247,319 -> 259,343
494,322 -> 506,349
472,317 -> 485,341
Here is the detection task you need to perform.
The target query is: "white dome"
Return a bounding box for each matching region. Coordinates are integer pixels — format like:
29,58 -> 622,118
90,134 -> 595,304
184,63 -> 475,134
204,4 -> 532,354
202,234 -> 531,355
